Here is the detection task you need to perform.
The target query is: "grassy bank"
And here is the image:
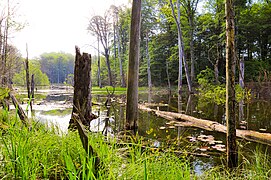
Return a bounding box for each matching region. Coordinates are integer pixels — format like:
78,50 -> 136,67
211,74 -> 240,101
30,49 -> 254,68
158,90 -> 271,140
0,111 -> 191,179
0,110 -> 271,179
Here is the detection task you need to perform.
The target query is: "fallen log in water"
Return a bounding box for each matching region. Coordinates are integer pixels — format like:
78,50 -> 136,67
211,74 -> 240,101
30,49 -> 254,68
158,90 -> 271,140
139,104 -> 271,146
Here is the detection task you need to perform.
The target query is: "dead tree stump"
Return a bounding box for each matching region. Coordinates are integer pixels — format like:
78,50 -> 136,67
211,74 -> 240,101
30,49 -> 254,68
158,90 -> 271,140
68,46 -> 96,129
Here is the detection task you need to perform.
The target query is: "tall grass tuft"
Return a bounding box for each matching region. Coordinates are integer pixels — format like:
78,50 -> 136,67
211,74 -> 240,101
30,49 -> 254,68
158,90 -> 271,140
199,145 -> 271,180
0,112 -> 192,179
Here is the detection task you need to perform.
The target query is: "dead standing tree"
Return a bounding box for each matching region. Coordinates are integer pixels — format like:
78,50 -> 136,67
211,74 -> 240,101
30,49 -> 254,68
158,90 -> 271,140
125,0 -> 141,132
68,46 -> 100,172
68,46 -> 96,129
225,0 -> 238,168
88,14 -> 113,86
169,0 -> 193,94
25,44 -> 32,111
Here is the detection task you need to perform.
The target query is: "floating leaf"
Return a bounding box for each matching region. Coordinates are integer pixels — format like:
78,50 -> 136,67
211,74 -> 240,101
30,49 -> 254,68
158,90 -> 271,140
187,136 -> 197,142
259,128 -> 267,132
199,146 -> 209,152
197,135 -> 215,142
211,144 -> 226,152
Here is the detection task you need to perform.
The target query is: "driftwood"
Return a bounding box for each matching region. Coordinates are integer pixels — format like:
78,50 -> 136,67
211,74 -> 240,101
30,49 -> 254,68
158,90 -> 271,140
139,104 -> 271,146
9,91 -> 28,125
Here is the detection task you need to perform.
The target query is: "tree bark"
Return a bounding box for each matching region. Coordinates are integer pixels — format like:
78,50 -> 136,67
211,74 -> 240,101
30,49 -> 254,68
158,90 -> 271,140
126,0 -> 141,131
97,37 -> 102,88
188,13 -> 195,84
68,46 -> 95,129
239,55 -> 245,89
71,113 -> 100,174
105,50 -> 113,86
31,74 -> 35,99
30,74 -> 35,111
214,42 -> 220,84
226,0 -> 238,168
9,91 -> 28,125
116,18 -> 126,87
25,45 -> 30,100
146,32 -> 152,91
166,59 -> 171,93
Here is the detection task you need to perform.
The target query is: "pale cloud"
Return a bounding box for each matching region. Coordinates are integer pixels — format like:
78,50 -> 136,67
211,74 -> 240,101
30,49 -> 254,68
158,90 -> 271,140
11,0 -> 129,58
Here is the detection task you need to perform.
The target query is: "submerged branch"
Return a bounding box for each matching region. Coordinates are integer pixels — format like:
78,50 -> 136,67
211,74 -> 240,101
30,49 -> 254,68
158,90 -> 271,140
139,104 -> 271,146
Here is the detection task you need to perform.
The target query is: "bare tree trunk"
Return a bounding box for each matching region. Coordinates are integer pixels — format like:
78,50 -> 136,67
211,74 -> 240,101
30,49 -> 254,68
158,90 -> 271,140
9,91 -> 28,125
239,55 -> 245,127
31,74 -> 35,107
69,46 -> 95,129
116,19 -> 126,87
214,43 -> 220,84
126,0 -> 141,131
226,0 -> 238,168
188,16 -> 195,84
146,32 -> 152,91
25,44 -> 30,101
105,49 -> 113,86
166,59 -> 171,93
97,37 -> 102,88
169,0 -> 193,94
239,55 -> 244,89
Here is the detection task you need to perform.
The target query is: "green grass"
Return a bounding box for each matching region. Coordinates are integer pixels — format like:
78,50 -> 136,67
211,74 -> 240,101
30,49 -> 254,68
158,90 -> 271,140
91,86 -> 174,95
1,108 -> 271,179
0,110 -> 192,179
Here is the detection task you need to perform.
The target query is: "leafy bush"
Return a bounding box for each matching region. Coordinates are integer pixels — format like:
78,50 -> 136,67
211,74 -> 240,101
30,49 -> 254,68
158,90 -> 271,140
196,67 -> 251,105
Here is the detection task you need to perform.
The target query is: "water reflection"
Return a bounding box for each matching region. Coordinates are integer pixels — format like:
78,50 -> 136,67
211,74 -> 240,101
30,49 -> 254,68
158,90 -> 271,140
24,89 -> 271,174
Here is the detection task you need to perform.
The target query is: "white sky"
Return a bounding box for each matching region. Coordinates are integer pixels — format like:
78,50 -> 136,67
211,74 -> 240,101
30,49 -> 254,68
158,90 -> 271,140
10,0 -> 129,59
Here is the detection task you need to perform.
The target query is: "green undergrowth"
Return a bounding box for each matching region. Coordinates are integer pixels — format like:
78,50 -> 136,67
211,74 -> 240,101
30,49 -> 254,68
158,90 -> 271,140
91,86 -> 169,95
196,67 -> 252,106
200,146 -> 271,179
1,109 -> 271,179
0,111 -> 192,179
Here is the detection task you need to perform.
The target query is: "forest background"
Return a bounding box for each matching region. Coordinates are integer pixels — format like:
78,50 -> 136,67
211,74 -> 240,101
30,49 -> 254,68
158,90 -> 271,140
0,0 -> 270,90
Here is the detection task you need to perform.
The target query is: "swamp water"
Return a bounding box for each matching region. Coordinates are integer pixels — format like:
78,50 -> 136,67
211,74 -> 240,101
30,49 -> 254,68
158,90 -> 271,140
12,88 -> 271,174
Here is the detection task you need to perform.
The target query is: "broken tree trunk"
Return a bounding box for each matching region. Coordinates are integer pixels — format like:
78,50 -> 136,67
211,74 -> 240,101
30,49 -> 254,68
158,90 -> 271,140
139,104 -> 271,146
68,46 -> 96,129
71,113 -> 100,170
9,91 -> 28,125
